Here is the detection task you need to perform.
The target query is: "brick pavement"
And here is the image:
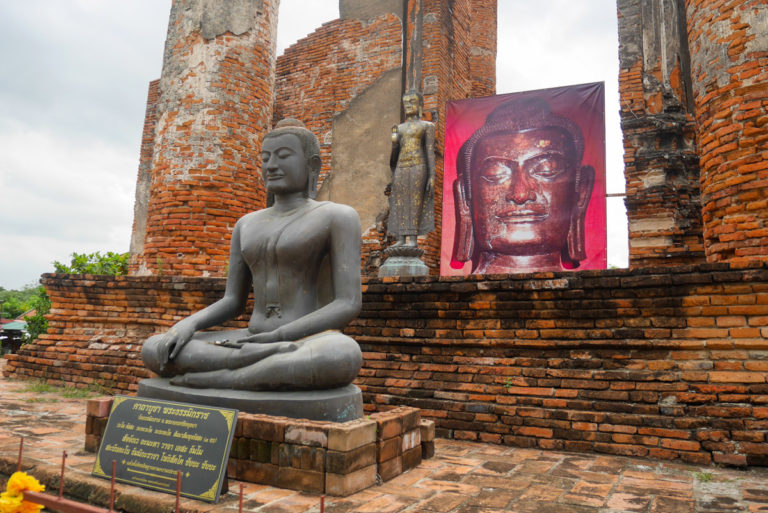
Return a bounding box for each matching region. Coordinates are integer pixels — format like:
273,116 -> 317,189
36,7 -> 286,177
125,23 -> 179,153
1,359 -> 767,512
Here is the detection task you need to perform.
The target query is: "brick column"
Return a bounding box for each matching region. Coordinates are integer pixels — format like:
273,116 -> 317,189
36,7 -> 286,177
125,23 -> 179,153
130,0 -> 279,277
468,0 -> 497,98
618,0 -> 705,268
419,0 -> 475,272
686,0 -> 768,263
129,79 -> 160,265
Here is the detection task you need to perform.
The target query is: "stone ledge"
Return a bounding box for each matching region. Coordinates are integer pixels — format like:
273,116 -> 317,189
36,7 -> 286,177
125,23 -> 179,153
138,378 -> 363,422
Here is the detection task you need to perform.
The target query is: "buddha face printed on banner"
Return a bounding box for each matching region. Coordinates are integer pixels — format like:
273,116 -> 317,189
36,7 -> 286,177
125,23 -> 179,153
452,98 -> 594,274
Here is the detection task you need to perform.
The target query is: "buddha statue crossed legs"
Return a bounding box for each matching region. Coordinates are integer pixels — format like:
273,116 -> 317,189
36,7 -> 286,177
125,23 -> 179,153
141,119 -> 363,391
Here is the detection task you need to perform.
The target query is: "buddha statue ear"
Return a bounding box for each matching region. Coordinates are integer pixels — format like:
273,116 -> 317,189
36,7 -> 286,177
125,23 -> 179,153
452,179 -> 474,262
566,165 -> 595,263
306,155 -> 321,199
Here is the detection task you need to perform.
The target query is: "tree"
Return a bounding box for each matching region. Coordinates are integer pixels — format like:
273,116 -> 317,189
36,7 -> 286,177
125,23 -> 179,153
23,288 -> 50,342
0,285 -> 49,342
53,251 -> 129,276
1,296 -> 26,319
0,284 -> 39,319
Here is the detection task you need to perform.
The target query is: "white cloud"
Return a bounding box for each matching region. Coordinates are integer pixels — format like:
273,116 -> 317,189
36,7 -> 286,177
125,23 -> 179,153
277,0 -> 339,54
0,126 -> 135,288
0,1 -> 169,289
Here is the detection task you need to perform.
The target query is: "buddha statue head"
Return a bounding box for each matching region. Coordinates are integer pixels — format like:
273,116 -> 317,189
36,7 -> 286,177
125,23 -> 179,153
402,90 -> 423,118
262,118 -> 321,199
452,98 -> 594,273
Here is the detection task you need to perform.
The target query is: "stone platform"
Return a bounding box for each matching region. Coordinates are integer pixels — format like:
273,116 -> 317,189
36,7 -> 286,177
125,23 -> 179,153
137,378 -> 363,422
3,362 -> 768,512
86,397 -> 432,496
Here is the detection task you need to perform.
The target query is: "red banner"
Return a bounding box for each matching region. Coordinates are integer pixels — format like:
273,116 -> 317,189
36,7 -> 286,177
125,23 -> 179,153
442,82 -> 607,275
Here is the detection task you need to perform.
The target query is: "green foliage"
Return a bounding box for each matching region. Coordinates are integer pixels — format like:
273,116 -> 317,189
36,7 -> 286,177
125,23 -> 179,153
23,287 -> 50,342
53,251 -> 129,276
1,296 -> 26,318
156,256 -> 165,276
0,284 -> 39,319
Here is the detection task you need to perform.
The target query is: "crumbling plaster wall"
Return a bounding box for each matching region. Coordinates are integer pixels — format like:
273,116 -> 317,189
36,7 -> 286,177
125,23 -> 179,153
128,80 -> 160,260
321,70 -> 402,266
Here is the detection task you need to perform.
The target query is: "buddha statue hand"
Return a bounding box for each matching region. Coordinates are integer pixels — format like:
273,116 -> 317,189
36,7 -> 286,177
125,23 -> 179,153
208,329 -> 284,349
150,320 -> 196,372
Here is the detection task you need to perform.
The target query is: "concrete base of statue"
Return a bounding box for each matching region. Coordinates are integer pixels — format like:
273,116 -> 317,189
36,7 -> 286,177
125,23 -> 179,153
137,378 -> 363,422
378,245 -> 429,278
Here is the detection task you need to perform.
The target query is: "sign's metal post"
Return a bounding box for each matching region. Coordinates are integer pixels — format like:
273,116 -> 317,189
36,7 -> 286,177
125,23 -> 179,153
109,460 -> 116,512
16,436 -> 23,472
13,438 -> 120,513
175,470 -> 181,513
59,451 -> 67,499
239,483 -> 244,513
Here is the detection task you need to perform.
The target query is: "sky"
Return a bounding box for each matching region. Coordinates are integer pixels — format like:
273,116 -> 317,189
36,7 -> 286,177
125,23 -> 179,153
0,0 -> 625,290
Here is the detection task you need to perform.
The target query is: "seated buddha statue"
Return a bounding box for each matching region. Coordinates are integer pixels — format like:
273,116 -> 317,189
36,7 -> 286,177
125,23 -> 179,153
141,119 -> 363,391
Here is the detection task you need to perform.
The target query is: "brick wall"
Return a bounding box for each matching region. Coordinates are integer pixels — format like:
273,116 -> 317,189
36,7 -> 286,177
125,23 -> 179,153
352,263 -> 768,467
617,0 -> 705,268
685,0 -> 768,264
6,262 -> 768,466
2,275 -> 245,392
129,0 -> 279,277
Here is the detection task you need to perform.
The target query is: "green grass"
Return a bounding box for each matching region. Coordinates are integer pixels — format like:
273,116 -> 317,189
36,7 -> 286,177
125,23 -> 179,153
60,386 -> 99,399
22,380 -> 57,394
21,379 -> 112,398
693,471 -> 713,483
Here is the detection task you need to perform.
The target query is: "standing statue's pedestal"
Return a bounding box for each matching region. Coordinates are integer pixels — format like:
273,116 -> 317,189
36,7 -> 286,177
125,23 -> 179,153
378,246 -> 429,278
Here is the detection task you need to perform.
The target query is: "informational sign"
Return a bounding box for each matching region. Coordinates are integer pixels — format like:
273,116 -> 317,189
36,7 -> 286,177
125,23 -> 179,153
92,396 -> 237,503
442,82 -> 607,276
